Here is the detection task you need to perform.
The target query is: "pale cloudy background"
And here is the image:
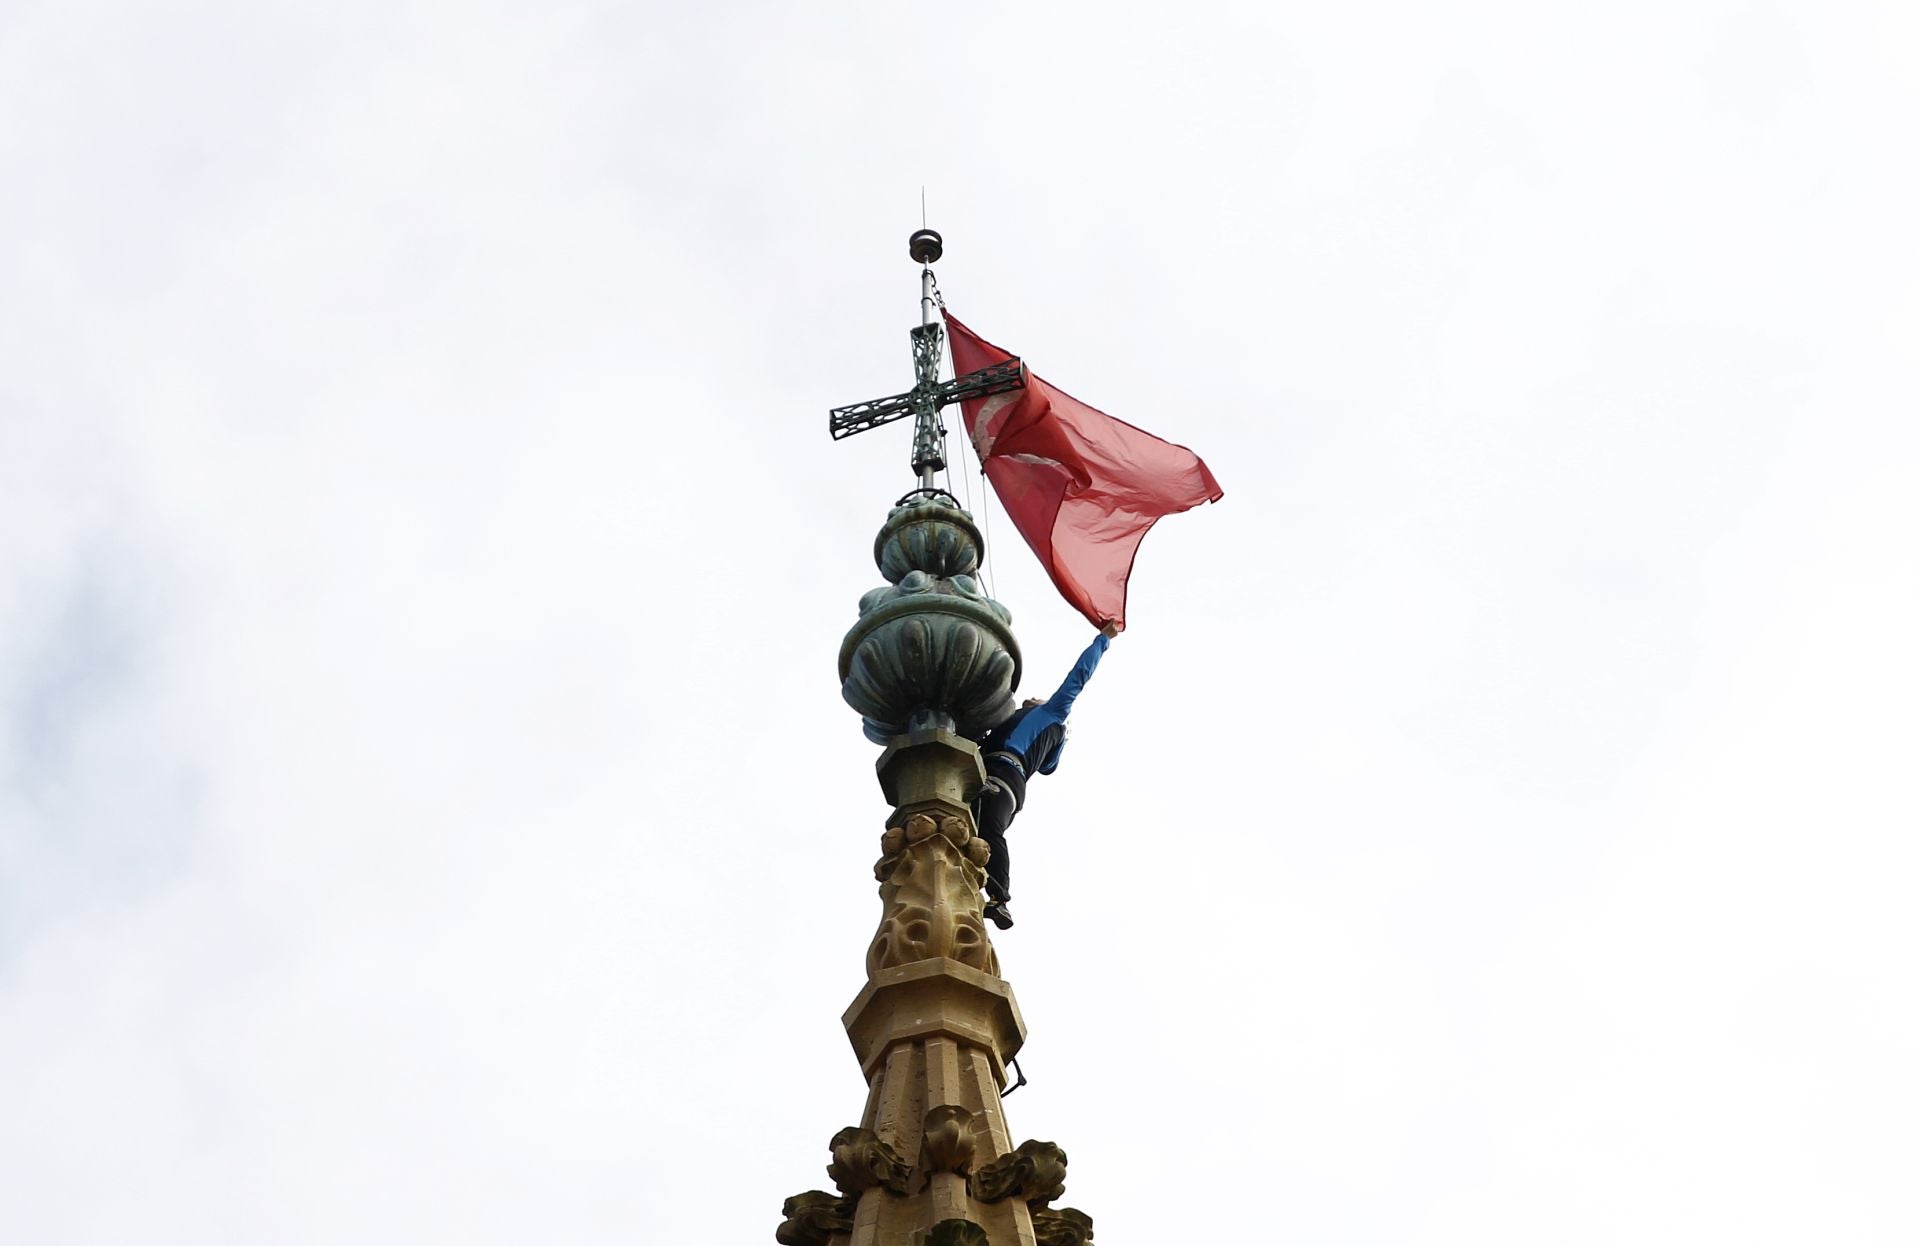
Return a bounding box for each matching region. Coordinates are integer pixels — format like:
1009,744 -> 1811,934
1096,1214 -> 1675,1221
2,1 -> 1916,1242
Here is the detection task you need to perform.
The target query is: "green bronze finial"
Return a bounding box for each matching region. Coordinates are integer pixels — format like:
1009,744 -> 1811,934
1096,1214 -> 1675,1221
829,232 -> 1025,743
839,490 -> 1020,743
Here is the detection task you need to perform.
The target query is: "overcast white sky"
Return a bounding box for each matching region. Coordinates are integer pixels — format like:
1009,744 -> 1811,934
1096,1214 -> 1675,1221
2,1 -> 1916,1242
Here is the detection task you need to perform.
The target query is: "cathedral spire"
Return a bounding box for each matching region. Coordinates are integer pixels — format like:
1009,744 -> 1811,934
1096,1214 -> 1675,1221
775,236 -> 1098,1246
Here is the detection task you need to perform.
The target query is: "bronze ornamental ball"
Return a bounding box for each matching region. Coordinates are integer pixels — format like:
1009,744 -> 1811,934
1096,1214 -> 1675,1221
909,229 -> 944,265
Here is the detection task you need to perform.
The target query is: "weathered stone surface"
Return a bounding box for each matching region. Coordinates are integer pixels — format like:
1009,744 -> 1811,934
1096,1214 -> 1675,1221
918,1104 -> 980,1178
876,733 -> 985,818
844,959 -> 1026,1084
923,1218 -> 991,1246
827,1126 -> 913,1197
776,1191 -> 854,1246
870,821 -> 996,977
1030,1207 -> 1094,1245
783,481 -> 1109,1246
971,1140 -> 1068,1206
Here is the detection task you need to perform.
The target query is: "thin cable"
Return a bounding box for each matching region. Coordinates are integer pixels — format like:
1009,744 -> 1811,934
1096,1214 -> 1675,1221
963,407 -> 996,601
941,322 -> 989,595
954,422 -> 973,517
938,329 -> 957,501
925,271 -> 993,595
942,324 -> 974,519
978,460 -> 995,601
1000,1056 -> 1028,1098
946,280 -> 999,598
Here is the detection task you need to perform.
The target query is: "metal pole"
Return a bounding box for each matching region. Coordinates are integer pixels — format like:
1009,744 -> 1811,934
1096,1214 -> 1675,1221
906,229 -> 947,491
918,265 -> 938,488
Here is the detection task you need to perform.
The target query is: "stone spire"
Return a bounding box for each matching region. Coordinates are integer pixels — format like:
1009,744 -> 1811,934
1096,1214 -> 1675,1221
777,237 -> 1097,1246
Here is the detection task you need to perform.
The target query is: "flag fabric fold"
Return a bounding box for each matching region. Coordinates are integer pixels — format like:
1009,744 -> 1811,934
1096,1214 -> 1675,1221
944,310 -> 1222,632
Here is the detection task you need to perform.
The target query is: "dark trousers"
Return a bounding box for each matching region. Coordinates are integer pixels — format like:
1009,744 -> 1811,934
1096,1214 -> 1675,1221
974,754 -> 1027,903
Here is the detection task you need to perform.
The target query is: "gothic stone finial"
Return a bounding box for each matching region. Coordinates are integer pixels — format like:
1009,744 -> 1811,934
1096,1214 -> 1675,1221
918,1104 -> 981,1178
970,1139 -> 1068,1206
869,817 -> 997,977
1030,1207 -> 1095,1246
827,1125 -> 913,1197
923,1219 -> 989,1246
775,1191 -> 854,1246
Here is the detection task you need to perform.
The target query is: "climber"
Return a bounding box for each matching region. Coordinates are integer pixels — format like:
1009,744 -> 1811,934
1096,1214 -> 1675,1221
972,624 -> 1119,930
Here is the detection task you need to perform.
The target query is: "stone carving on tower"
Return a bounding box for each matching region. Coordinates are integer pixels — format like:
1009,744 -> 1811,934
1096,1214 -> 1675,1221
775,230 -> 1096,1245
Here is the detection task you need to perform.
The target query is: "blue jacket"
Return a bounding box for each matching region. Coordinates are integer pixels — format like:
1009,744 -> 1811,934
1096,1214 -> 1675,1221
991,633 -> 1111,776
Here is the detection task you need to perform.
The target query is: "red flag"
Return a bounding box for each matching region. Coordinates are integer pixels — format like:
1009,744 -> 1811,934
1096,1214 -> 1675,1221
944,311 -> 1222,633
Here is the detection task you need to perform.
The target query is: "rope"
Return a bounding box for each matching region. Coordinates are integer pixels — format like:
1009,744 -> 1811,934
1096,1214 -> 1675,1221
924,271 -> 996,597
943,324 -> 974,517
940,317 -> 993,598
955,426 -> 973,516
975,438 -> 996,600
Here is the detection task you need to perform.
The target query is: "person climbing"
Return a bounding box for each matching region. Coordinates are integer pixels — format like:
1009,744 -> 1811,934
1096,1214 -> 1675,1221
972,623 -> 1119,930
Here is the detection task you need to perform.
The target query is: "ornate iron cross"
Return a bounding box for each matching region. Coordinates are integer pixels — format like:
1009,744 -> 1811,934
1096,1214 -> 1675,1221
828,231 -> 1027,490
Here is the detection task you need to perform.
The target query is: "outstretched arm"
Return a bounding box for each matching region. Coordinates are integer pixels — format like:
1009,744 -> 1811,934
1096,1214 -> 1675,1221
1043,631 -> 1113,718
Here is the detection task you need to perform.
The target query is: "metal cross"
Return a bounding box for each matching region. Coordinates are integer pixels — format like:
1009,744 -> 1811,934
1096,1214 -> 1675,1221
828,235 -> 1027,490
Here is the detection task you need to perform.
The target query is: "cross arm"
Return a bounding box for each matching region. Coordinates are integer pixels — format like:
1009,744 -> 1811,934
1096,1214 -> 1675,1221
935,358 -> 1026,407
828,389 -> 919,441
829,360 -> 1027,442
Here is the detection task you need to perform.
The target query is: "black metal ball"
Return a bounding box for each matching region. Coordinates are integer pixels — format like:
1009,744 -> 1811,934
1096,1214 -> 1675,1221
909,229 -> 944,264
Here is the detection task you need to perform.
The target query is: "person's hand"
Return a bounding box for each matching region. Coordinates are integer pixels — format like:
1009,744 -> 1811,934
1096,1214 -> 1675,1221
1100,621 -> 1121,638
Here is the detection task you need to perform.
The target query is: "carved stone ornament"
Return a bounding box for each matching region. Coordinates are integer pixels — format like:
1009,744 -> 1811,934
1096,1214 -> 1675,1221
922,1218 -> 991,1246
869,815 -> 997,977
841,494 -> 1021,743
775,1190 -> 854,1246
918,1104 -> 980,1178
827,1125 -> 912,1197
969,1140 -> 1068,1206
1030,1207 -> 1095,1246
